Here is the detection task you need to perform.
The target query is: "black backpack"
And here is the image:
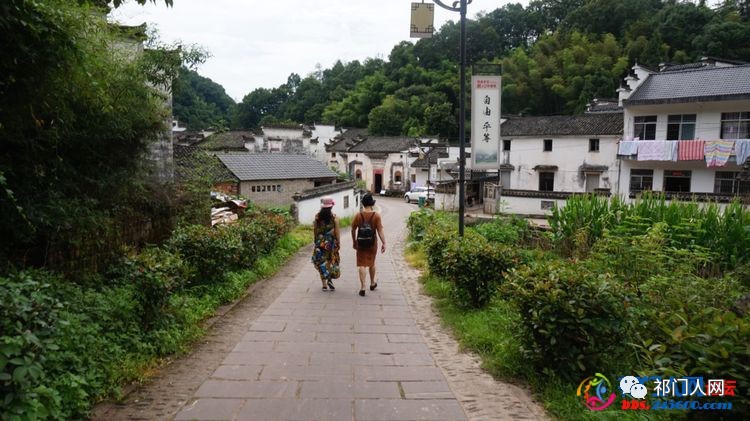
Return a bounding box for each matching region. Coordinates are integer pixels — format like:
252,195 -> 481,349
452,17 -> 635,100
356,212 -> 375,248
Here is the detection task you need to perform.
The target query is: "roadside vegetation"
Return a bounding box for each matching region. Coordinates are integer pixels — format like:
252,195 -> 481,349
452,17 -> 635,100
1,207 -> 307,419
406,194 -> 750,419
0,1 -> 312,418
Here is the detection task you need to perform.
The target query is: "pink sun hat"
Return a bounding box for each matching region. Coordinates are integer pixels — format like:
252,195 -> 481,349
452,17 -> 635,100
320,196 -> 335,208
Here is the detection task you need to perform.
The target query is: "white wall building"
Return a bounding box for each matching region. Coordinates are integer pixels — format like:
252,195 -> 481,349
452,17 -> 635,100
293,181 -> 359,225
617,60 -> 750,203
325,130 -> 420,194
462,112 -> 624,216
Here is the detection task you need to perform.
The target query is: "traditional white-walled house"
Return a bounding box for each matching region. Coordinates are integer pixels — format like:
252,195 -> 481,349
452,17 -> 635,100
293,181 -> 359,224
325,130 -> 418,194
617,59 -> 750,203
215,153 -> 338,207
452,112 -> 622,215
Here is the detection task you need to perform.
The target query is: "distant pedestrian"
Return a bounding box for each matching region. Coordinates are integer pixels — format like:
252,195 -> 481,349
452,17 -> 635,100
351,193 -> 386,296
312,196 -> 341,291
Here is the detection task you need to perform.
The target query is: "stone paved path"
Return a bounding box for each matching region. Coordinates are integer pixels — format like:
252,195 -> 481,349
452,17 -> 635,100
173,203 -> 467,421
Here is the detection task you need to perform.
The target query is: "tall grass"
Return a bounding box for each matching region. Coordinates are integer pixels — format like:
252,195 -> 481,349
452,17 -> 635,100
550,193 -> 750,268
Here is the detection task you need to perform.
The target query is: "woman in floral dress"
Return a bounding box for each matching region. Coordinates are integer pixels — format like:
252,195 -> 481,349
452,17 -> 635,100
312,196 -> 341,291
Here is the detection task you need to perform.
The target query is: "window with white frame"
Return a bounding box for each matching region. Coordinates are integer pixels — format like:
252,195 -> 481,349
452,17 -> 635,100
634,116 -> 657,140
720,112 -> 750,139
589,138 -> 600,152
714,171 -> 750,194
629,169 -> 653,193
666,114 -> 696,140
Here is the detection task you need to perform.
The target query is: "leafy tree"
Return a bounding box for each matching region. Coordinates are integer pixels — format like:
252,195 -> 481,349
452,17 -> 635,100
173,67 -> 235,130
368,96 -> 410,135
0,0 -> 195,269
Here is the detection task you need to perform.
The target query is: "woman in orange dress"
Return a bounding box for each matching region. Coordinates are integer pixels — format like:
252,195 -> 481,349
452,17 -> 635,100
351,193 -> 386,296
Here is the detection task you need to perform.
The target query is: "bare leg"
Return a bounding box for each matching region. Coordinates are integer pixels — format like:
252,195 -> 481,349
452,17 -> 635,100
358,267 -> 367,291
369,266 -> 376,287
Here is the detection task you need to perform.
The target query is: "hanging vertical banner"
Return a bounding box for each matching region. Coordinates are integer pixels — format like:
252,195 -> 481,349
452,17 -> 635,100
471,75 -> 501,169
410,2 -> 435,38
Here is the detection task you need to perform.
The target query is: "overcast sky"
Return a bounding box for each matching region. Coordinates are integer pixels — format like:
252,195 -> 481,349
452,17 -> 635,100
111,0 -> 528,102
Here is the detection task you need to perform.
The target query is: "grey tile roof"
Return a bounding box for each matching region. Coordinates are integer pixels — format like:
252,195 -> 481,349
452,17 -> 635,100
625,65 -> 750,105
411,148 -> 449,168
501,113 -> 623,136
216,153 -> 338,181
174,145 -> 236,183
199,131 -> 254,151
348,136 -> 414,153
325,128 -> 368,152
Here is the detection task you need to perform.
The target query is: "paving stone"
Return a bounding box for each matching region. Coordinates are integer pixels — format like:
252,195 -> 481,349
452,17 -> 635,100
194,380 -> 297,399
300,381 -> 400,399
236,398 -> 354,421
211,365 -> 263,381
310,353 -> 394,366
387,333 -> 424,343
355,399 -> 467,420
401,381 -> 456,399
392,353 -> 437,366
276,342 -> 353,354
354,324 -> 418,334
248,321 -> 286,332
230,341 -> 276,353
239,331 -> 316,343
354,366 -> 446,382
174,398 -> 244,420
260,364 -> 353,381
223,351 -> 309,366
354,342 -> 430,354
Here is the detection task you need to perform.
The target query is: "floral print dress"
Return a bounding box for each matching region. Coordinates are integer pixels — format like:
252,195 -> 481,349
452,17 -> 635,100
312,216 -> 340,281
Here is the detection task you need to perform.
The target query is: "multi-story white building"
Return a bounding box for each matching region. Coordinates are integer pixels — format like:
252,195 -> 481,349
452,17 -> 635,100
461,111 -> 623,215
617,59 -> 750,203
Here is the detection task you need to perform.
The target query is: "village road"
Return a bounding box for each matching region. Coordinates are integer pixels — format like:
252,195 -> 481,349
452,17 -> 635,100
92,197 -> 546,420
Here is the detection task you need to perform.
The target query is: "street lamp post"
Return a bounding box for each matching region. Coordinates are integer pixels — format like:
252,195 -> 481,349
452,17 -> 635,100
431,0 -> 470,236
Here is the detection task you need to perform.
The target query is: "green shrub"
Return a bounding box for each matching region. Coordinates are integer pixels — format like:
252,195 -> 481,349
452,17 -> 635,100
0,271 -> 66,420
167,224 -> 244,285
110,247 -> 193,329
474,216 -> 530,245
505,259 -> 629,379
441,231 -> 513,308
422,225 -> 456,278
629,273 -> 750,416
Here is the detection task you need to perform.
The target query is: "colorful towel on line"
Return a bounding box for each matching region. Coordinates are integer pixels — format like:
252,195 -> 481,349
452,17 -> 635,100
704,140 -> 734,167
678,140 -> 705,161
637,141 -> 668,161
618,141 -> 639,155
735,139 -> 750,165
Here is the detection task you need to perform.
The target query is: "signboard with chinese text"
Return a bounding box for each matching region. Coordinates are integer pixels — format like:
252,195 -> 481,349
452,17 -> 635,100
471,75 -> 501,169
410,2 -> 435,38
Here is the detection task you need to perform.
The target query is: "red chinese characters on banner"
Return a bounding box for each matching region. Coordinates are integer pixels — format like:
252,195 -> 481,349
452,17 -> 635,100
476,79 -> 497,89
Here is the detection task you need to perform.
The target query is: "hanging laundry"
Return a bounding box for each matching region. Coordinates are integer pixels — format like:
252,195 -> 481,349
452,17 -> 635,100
704,140 -> 735,167
678,140 -> 705,161
665,141 -> 679,162
618,141 -> 639,156
734,139 -> 750,165
637,141 -> 668,161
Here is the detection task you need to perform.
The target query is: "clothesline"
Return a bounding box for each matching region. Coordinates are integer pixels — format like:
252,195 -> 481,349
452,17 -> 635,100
617,139 -> 750,168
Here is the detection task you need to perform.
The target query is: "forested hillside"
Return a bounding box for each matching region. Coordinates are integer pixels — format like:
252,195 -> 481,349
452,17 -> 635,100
172,67 -> 235,130
226,0 -> 750,137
